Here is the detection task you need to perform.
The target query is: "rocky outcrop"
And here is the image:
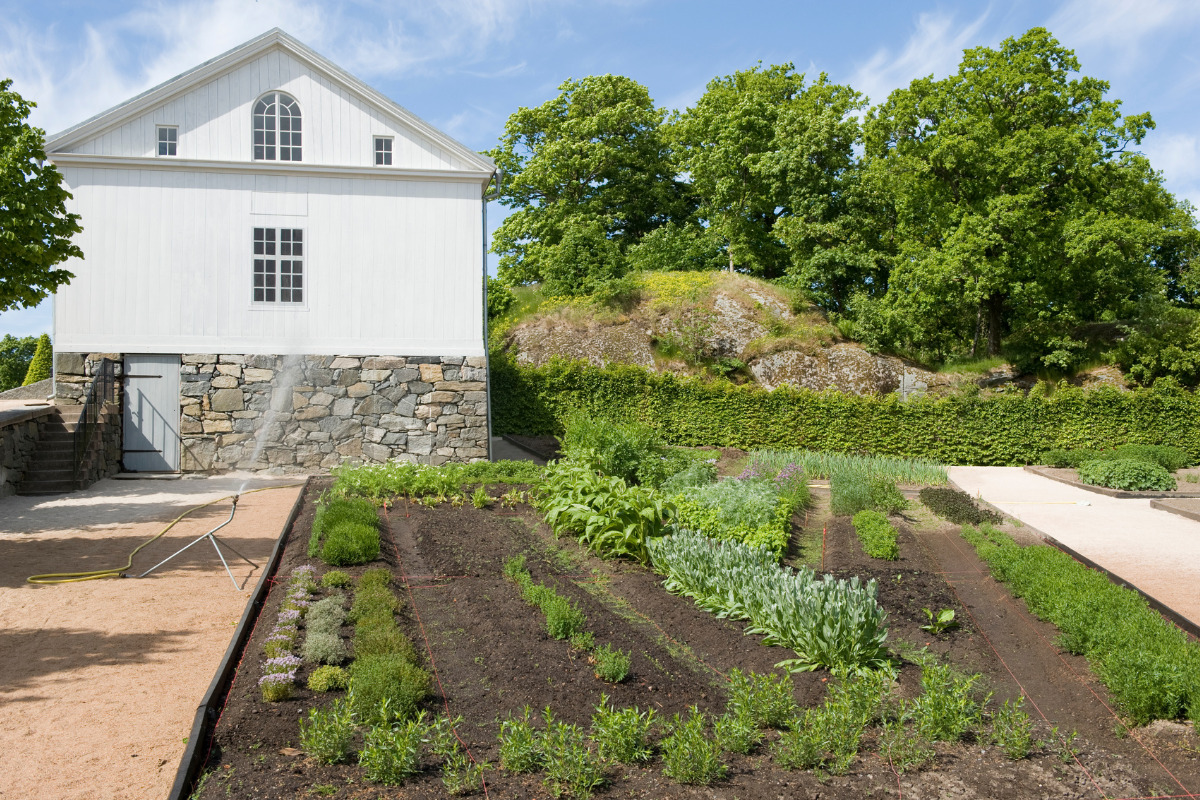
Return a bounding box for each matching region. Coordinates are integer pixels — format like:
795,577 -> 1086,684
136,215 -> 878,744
748,345 -> 930,395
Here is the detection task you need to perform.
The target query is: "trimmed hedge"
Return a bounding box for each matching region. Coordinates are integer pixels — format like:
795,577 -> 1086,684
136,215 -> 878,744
851,511 -> 899,560
491,358 -> 1200,464
1043,444 -> 1191,471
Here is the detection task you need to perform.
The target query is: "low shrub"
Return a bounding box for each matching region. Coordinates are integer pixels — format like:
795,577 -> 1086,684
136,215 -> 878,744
312,497 -> 379,558
299,697 -> 356,764
851,511 -> 899,560
321,570 -> 352,588
713,710 -> 762,755
907,662 -> 987,742
498,707 -> 544,773
359,713 -> 425,785
349,654 -> 432,724
321,520 -> 381,566
661,708 -> 726,785
1078,458 -> 1176,491
541,715 -> 605,799
919,487 -> 1002,525
590,696 -> 654,764
830,473 -> 906,516
990,697 -> 1035,760
542,594 -> 588,641
354,618 -> 419,662
307,665 -> 349,692
303,631 -> 348,665
591,644 -> 631,683
305,594 -> 346,632
1040,448 -> 1102,469
726,669 -> 796,729
358,568 -> 392,591
350,586 -> 401,623
962,523 -> 1200,724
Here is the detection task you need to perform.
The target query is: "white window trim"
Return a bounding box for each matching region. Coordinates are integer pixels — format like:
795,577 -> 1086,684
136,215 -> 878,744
374,135 -> 394,166
249,224 -> 309,311
156,124 -> 178,157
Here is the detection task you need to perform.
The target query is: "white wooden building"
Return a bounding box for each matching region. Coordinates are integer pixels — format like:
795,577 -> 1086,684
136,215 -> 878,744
47,29 -> 495,473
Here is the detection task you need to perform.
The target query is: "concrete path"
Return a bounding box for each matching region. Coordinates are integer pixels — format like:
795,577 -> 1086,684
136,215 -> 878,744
950,466 -> 1200,630
0,474 -> 303,800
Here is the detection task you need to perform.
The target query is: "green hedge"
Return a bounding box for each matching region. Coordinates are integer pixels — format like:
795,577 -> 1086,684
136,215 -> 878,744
492,358 -> 1200,464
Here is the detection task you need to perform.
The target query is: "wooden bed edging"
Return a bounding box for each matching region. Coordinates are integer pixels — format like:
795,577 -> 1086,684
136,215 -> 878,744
167,477 -> 311,800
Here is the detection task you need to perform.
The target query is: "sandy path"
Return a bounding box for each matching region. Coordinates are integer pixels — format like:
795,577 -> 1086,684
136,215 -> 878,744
950,466 -> 1200,628
0,476 -> 303,800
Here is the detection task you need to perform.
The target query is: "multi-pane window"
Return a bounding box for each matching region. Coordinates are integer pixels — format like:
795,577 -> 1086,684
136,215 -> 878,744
253,92 -> 302,161
157,126 -> 177,156
253,227 -> 304,304
374,136 -> 393,165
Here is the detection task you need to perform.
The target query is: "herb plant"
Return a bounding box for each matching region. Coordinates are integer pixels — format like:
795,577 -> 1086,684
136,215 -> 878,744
990,697 -> 1035,760
541,714 -> 605,799
299,696 -> 356,764
851,510 -> 899,560
498,707 -> 544,773
359,711 -> 425,785
591,644 -> 631,683
661,708 -> 725,785
726,669 -> 796,728
590,695 -> 655,764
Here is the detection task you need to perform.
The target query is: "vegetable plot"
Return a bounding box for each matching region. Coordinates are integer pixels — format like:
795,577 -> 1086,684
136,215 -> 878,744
648,529 -> 889,673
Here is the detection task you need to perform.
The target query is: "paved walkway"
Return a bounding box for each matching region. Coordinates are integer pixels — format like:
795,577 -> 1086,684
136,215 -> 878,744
950,466 -> 1200,629
0,474 -> 303,800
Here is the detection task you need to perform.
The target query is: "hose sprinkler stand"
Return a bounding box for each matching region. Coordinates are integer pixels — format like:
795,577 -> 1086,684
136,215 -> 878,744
139,494 -> 259,590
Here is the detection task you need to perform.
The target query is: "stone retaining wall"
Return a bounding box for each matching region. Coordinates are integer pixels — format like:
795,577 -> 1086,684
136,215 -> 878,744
180,354 -> 488,472
0,415 -> 42,496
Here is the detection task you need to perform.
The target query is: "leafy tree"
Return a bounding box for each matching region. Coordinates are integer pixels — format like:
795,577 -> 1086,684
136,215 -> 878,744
625,222 -> 726,273
22,332 -> 51,385
859,28 -> 1196,364
0,79 -> 82,311
486,276 -> 515,321
489,75 -> 688,292
0,333 -> 37,391
1111,298 -> 1200,387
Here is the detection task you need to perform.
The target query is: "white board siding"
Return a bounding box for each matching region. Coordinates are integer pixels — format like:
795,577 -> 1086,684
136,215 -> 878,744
68,50 -> 469,172
55,166 -> 484,356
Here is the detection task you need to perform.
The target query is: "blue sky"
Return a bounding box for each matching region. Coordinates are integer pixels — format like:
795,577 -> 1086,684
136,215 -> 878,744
3,0 -> 1200,338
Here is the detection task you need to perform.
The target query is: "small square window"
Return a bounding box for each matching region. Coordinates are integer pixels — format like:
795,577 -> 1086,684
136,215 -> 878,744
253,228 -> 304,305
157,126 -> 177,156
374,136 -> 393,166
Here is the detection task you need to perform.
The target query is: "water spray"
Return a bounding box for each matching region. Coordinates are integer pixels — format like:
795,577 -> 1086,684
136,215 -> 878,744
138,494 -> 258,589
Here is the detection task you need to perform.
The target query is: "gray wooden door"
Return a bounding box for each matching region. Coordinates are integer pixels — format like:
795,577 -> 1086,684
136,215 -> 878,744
123,354 -> 181,471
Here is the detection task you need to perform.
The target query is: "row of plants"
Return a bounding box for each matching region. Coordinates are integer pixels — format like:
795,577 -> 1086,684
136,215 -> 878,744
647,528 -> 890,673
962,524 -> 1200,724
850,511 -> 899,560
503,556 -> 631,683
308,497 -> 381,566
1041,444 -> 1193,471
330,459 -> 544,503
919,487 -> 1002,526
750,448 -> 949,486
1078,458 -> 1177,491
491,357 -> 1200,463
259,565 -> 318,701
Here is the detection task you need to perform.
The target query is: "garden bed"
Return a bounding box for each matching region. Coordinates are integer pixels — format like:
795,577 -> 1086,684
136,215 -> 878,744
190,482 -> 1200,799
1025,465 -> 1200,498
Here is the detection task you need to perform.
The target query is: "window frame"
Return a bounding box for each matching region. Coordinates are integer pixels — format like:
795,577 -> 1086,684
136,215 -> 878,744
156,125 -> 178,157
253,92 -> 302,162
374,136 -> 393,166
251,226 -> 307,309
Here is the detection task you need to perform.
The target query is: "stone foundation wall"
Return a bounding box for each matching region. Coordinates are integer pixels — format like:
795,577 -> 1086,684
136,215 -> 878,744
53,353 -> 124,482
0,414 -> 43,496
180,354 -> 489,473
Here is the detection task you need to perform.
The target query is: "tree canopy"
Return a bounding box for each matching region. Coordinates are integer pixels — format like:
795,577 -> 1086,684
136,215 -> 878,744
0,79 -> 81,312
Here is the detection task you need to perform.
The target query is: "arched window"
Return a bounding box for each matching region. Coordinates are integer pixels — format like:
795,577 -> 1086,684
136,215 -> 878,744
253,92 -> 302,161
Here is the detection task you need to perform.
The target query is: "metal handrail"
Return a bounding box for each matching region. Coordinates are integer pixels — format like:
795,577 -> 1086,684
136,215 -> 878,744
72,358 -> 118,484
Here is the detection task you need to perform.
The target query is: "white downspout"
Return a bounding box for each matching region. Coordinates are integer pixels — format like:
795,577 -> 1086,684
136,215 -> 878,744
482,169 -> 502,461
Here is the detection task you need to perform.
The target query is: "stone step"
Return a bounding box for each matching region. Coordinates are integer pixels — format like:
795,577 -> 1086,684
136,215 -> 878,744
17,480 -> 77,496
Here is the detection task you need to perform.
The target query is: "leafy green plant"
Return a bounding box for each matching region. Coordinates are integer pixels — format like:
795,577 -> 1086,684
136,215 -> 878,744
498,707 -> 544,773
661,708 -> 726,785
908,662 -> 987,742
568,630 -> 595,652
471,485 -> 492,509
990,697 -> 1035,760
920,608 -> 958,634
830,472 -> 906,516
1043,444 -> 1191,471
303,631 -> 348,665
560,410 -> 672,486
649,530 -> 890,673
359,711 -> 426,785
307,666 -> 349,692
320,570 -> 352,588
311,497 -> 380,560
541,713 -> 605,798
771,709 -> 827,771
962,523 -> 1200,724
536,460 -> 672,563
851,510 -> 899,560
320,520 -> 381,566
441,749 -> 484,795
713,710 -> 762,755
918,487 -> 1002,525
751,449 -> 948,486
877,714 -> 936,773
349,654 -> 432,725
1078,458 -> 1176,491
590,644 -> 631,683
590,695 -> 655,764
543,594 -> 588,640
331,459 -> 544,503
725,669 -> 796,729
299,696 -> 356,764
659,459 -> 718,492
672,477 -> 797,558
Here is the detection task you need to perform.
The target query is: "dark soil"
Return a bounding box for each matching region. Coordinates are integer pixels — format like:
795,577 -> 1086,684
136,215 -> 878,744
194,484 -> 1200,800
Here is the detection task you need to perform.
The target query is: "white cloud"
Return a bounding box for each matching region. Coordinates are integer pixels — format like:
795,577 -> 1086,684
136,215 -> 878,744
1140,131 -> 1200,209
1047,0 -> 1200,68
850,9 -> 991,106
0,0 -> 550,135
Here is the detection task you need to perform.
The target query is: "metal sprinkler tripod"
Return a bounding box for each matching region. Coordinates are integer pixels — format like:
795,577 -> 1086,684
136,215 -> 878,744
139,495 -> 259,590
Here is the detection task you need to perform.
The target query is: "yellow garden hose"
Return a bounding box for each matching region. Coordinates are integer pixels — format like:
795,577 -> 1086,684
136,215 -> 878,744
26,483 -> 304,585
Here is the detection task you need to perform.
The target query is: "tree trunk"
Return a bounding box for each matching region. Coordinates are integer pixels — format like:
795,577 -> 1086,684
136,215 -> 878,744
971,303 -> 982,358
728,248 -> 734,274
986,294 -> 1004,356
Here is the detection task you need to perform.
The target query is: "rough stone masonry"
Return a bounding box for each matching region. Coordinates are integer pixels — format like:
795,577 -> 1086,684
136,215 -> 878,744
57,353 -> 489,473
